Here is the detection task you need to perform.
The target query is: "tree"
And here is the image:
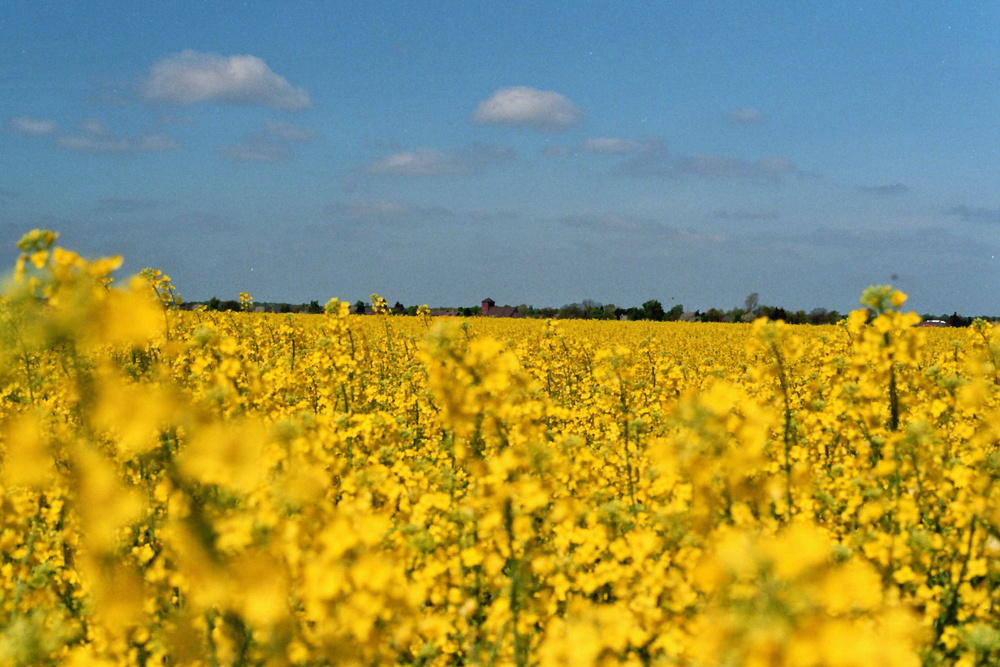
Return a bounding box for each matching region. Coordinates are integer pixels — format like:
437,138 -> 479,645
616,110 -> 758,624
665,304 -> 684,321
581,299 -> 611,319
701,308 -> 724,322
641,300 -> 665,322
724,308 -> 744,323
744,292 -> 760,316
809,308 -> 828,325
307,300 -> 323,314
354,300 -> 366,314
557,303 -> 584,319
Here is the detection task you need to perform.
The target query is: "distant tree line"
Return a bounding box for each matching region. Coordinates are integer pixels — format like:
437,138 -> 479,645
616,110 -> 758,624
189,293 -> 995,326
520,292 -> 995,326
517,293 -> 846,325
190,297 -> 325,314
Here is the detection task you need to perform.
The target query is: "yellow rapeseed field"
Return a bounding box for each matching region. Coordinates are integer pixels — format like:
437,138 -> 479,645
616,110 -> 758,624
2,230 -> 1000,666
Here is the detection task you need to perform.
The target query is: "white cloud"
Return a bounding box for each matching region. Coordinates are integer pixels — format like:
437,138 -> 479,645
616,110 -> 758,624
365,149 -> 468,176
727,107 -> 765,124
364,144 -> 512,177
541,145 -> 573,157
142,50 -> 311,109
219,139 -> 289,163
712,208 -> 780,221
57,120 -> 179,153
56,134 -> 116,152
562,213 -> 646,232
756,157 -> 796,175
680,154 -> 797,180
472,86 -> 584,131
469,209 -> 518,222
622,150 -> 801,180
329,200 -> 415,216
6,116 -> 56,136
619,146 -> 671,175
136,133 -> 179,151
858,183 -> 909,196
325,200 -> 454,222
265,119 -> 317,141
219,121 -> 317,163
157,113 -> 196,126
583,137 -> 656,154
80,118 -> 108,135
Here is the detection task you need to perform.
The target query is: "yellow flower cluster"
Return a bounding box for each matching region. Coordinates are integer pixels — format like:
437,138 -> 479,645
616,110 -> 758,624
2,231 -> 1000,666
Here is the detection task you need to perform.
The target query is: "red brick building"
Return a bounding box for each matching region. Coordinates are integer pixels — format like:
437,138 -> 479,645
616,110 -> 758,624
481,298 -> 521,318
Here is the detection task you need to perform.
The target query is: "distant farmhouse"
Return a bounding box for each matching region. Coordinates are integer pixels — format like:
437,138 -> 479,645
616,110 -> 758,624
481,298 -> 521,318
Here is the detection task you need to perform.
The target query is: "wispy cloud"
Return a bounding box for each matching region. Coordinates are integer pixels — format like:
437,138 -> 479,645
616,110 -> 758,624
472,86 -> 584,131
623,150 -> 800,181
712,208 -> 780,221
219,139 -> 289,163
135,134 -> 179,151
561,213 -> 647,232
264,119 -> 317,142
582,137 -> 658,155
365,149 -> 469,176
557,212 -> 708,250
944,205 -> 1000,224
858,183 -> 909,196
219,120 -> 319,163
327,200 -> 415,216
326,201 -> 521,230
5,116 -> 56,136
755,226 -> 993,257
541,145 -> 573,157
679,154 -> 798,180
325,200 -> 453,223
364,144 -> 512,177
469,209 -> 518,222
726,107 -> 765,124
142,50 -> 311,109
57,120 -> 179,153
619,145 -> 672,176
156,113 -> 195,126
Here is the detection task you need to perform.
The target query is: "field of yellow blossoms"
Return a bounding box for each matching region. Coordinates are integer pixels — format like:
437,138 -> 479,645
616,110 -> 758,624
2,230 -> 1000,666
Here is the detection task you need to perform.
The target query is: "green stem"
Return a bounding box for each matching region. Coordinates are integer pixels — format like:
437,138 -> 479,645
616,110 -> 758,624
503,498 -> 527,667
933,515 -> 978,645
772,345 -> 796,519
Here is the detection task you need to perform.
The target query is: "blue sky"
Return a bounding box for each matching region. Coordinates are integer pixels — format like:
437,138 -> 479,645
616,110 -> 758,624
2,1 -> 998,314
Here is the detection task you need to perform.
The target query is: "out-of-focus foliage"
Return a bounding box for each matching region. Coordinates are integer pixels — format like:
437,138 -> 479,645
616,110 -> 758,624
2,231 -> 1000,666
